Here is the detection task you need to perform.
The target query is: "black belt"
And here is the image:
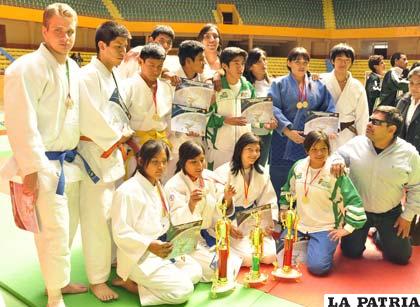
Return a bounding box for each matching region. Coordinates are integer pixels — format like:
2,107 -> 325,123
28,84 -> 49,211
340,121 -> 357,135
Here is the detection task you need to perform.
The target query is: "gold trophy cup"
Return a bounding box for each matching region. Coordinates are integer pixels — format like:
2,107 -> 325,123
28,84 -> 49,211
244,211 -> 268,286
211,201 -> 235,297
272,192 -> 302,280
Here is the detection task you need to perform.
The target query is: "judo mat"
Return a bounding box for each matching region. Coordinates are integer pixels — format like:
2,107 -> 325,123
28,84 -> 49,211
2,185 -> 420,307
0,194 -> 300,307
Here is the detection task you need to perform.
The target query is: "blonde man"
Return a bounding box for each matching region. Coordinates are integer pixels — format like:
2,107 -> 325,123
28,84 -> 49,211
3,3 -> 86,307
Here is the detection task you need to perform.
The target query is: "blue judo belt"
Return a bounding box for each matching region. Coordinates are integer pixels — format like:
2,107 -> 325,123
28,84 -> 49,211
45,149 -> 99,195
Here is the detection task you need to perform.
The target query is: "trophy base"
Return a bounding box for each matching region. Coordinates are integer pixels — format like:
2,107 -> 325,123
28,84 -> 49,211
272,268 -> 302,280
243,273 -> 268,287
210,279 -> 235,298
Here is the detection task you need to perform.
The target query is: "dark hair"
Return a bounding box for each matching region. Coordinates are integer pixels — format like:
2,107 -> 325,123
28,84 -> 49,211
286,47 -> 310,72
390,52 -> 405,67
374,106 -> 403,139
95,20 -> 131,54
178,40 -> 205,67
230,132 -> 263,176
329,43 -> 355,64
303,130 -> 331,155
368,55 -> 384,73
220,47 -> 247,67
136,140 -> 170,177
409,62 -> 420,74
140,43 -> 166,61
244,47 -> 270,84
197,23 -> 222,54
175,141 -> 205,174
150,25 -> 175,40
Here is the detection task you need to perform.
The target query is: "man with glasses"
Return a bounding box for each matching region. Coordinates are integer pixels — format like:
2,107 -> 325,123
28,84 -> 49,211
332,106 -> 420,265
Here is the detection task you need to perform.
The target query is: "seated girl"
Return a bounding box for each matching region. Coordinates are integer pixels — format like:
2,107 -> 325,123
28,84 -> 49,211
164,140 -> 242,282
280,130 -> 367,276
111,140 -> 202,305
215,132 -> 278,266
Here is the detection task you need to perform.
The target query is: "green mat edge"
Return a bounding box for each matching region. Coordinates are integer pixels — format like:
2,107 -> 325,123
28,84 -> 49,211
0,281 -> 35,307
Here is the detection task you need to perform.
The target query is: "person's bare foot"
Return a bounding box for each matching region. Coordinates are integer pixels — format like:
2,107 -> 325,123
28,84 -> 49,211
90,283 -> 119,301
47,297 -> 66,307
44,283 -> 88,296
112,277 -> 138,294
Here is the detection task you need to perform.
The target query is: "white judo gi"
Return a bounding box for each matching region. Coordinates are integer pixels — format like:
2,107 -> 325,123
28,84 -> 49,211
124,75 -> 174,177
321,71 -> 369,149
111,172 -> 202,305
214,163 -> 278,267
78,57 -> 131,284
2,43 -> 82,289
165,169 -> 242,281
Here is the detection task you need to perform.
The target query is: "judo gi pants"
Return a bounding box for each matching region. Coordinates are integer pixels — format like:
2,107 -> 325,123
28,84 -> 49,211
230,235 -> 277,267
80,178 -> 116,284
130,255 -> 201,306
341,205 -> 412,265
34,178 -> 80,290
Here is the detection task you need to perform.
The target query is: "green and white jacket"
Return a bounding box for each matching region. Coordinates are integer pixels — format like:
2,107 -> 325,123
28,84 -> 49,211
280,156 -> 366,234
206,76 -> 255,152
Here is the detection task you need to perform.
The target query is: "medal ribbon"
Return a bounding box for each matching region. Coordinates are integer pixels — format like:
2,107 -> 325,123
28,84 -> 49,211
303,164 -> 323,200
65,60 -> 72,107
241,169 -> 252,204
156,182 -> 168,216
298,81 -> 306,103
151,82 -> 158,119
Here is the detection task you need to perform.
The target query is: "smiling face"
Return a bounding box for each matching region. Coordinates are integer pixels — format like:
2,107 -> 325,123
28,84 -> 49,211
150,33 -> 173,54
201,27 -> 220,54
184,152 -> 205,180
307,140 -> 329,168
241,142 -> 261,169
42,13 -> 76,58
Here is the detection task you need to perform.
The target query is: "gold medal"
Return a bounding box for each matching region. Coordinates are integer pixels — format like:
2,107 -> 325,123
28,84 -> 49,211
296,102 -> 303,109
65,96 -> 74,109
302,101 -> 308,108
152,113 -> 160,121
302,195 -> 309,204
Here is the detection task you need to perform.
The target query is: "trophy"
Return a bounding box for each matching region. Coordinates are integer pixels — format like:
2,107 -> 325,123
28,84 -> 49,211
272,192 -> 302,280
211,201 -> 235,297
244,211 -> 268,286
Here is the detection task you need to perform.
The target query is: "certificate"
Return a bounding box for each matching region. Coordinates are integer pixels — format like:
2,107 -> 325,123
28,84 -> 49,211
304,111 -> 339,135
241,97 -> 273,124
171,105 -> 207,136
165,220 -> 202,259
174,79 -> 214,111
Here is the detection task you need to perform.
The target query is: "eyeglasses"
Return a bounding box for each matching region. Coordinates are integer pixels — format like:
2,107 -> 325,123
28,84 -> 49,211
369,117 -> 388,126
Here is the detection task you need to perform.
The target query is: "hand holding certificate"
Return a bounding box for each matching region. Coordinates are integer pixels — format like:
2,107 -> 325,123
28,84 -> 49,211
171,79 -> 214,136
164,220 -> 202,259
304,111 -> 339,136
9,181 -> 39,233
241,97 -> 273,125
